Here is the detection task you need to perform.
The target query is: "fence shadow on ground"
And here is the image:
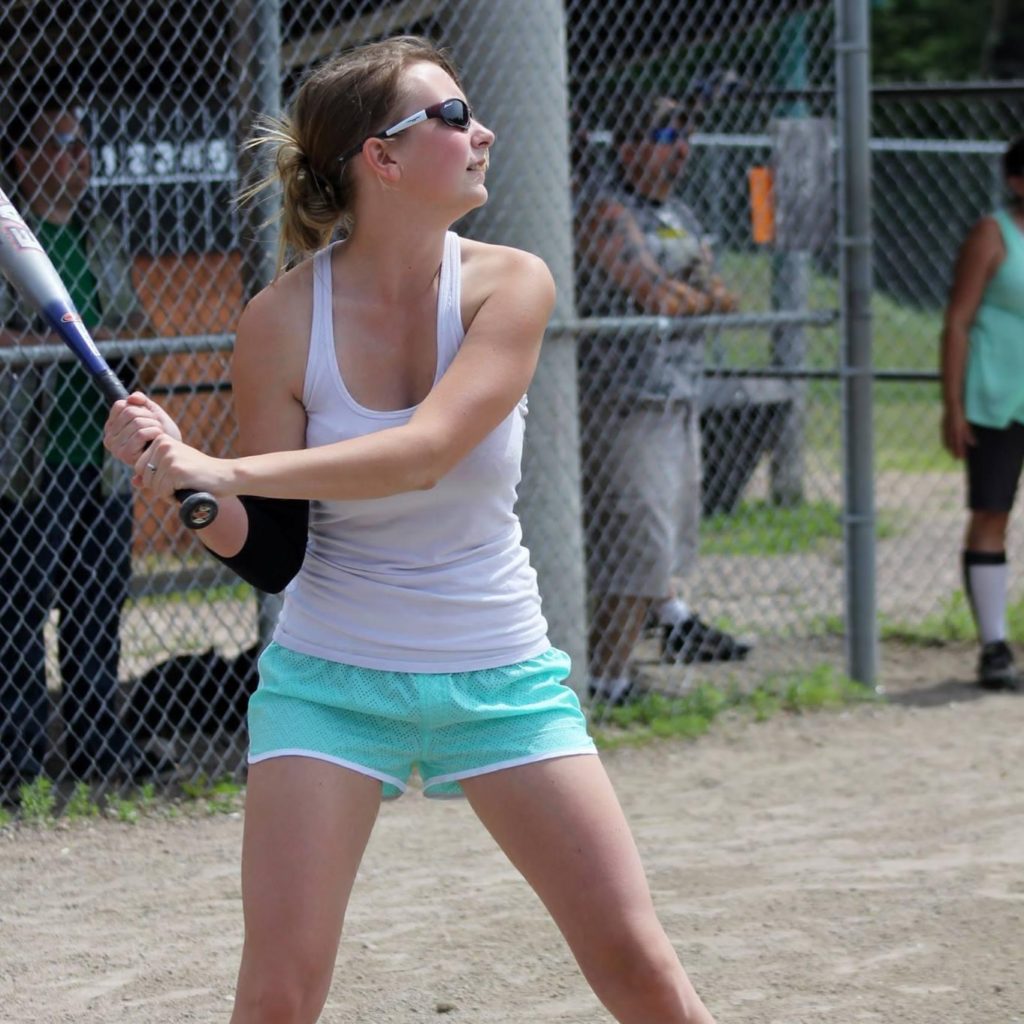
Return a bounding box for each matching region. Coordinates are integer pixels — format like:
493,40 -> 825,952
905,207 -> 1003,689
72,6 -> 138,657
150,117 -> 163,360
884,676 -> 1004,708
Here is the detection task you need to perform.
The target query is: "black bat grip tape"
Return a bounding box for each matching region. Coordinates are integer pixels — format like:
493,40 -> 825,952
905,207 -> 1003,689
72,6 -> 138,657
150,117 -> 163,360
97,370 -> 219,531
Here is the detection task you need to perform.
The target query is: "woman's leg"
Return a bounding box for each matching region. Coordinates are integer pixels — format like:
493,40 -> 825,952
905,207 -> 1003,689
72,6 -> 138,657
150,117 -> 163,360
230,757 -> 382,1024
589,593 -> 656,683
461,754 -> 716,1024
965,508 -> 1010,552
962,421 -> 1020,667
964,510 -> 1013,648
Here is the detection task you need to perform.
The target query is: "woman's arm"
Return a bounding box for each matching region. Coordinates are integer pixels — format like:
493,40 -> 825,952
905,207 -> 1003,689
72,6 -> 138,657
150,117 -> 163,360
130,245 -> 554,504
105,269 -> 310,561
193,279 -> 311,569
577,199 -> 729,315
940,216 -> 1003,458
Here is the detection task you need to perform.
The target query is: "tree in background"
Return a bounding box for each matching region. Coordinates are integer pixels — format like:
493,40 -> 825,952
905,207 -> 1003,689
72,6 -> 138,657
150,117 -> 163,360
872,0 -> 1018,81
983,0 -> 1024,79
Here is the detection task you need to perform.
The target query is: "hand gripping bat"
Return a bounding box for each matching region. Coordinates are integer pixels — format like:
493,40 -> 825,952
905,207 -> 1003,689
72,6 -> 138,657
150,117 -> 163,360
0,187 -> 217,529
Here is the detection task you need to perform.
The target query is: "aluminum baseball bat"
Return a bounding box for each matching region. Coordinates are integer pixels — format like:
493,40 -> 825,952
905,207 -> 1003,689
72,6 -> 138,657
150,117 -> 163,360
0,186 -> 217,529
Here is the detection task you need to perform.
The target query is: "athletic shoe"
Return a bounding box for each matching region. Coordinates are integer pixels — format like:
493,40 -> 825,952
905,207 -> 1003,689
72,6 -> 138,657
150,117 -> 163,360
661,616 -> 752,664
977,640 -> 1017,690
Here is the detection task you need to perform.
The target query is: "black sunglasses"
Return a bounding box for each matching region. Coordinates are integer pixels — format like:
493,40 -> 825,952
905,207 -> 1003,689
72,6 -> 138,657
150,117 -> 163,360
339,98 -> 473,164
647,123 -> 689,145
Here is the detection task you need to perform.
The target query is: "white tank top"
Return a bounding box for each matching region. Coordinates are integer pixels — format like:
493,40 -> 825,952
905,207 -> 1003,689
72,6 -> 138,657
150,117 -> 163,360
273,231 -> 550,672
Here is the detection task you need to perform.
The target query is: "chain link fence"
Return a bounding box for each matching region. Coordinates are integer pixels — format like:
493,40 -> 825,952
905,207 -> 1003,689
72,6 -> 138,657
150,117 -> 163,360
0,0 -> 1016,797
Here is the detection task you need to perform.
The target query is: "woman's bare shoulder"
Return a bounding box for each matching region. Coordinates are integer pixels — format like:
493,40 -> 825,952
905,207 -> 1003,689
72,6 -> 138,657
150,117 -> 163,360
243,255 -> 316,319
955,214 -> 1006,270
456,237 -> 555,335
966,214 -> 1004,247
459,236 -> 551,274
235,254 -> 317,345
233,254 -> 316,394
458,237 -> 553,300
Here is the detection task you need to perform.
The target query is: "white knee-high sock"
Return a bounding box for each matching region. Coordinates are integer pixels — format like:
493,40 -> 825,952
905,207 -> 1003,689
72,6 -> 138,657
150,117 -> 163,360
963,550 -> 1008,645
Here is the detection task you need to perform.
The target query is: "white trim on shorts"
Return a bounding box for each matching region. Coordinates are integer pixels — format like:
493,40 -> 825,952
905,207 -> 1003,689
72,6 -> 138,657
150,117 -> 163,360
248,748 -> 409,796
421,746 -> 598,796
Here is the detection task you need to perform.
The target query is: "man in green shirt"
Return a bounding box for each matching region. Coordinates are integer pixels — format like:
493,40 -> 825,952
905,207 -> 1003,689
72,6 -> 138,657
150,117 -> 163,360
0,97 -> 168,792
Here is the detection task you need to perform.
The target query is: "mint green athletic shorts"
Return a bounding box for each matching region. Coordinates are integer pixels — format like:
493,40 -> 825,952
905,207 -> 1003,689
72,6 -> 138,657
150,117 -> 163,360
248,643 -> 597,799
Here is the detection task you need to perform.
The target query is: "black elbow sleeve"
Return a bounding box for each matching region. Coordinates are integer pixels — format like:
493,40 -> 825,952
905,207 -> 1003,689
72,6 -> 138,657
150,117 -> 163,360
210,495 -> 309,594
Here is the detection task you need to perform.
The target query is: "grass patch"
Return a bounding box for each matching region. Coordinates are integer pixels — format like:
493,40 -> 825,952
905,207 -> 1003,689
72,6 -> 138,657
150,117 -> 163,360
4,773 -> 244,828
716,251 -> 944,376
590,664 -> 876,749
809,591 -> 1024,647
103,782 -> 161,824
873,382 -> 960,474
714,252 -> 956,477
18,777 -> 56,826
700,499 -> 901,557
802,381 -> 955,477
181,774 -> 245,815
701,500 -> 841,556
129,580 -> 254,610
64,782 -> 101,821
807,613 -> 845,638
107,794 -> 141,824
880,590 -> 1024,646
875,436 -> 959,474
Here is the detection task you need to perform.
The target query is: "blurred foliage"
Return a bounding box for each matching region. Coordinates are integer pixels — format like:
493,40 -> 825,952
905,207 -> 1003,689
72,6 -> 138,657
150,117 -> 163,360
872,0 -> 1019,81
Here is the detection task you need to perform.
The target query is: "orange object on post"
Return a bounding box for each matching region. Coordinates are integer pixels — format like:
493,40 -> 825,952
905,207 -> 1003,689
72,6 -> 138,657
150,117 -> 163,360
748,166 -> 775,244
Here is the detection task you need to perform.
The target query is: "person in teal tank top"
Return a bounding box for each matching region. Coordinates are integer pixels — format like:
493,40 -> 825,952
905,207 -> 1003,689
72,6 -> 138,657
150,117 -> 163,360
941,136 -> 1024,690
0,97 -> 168,795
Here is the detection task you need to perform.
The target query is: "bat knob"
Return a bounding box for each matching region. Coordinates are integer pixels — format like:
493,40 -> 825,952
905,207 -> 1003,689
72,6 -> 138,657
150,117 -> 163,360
177,490 -> 219,530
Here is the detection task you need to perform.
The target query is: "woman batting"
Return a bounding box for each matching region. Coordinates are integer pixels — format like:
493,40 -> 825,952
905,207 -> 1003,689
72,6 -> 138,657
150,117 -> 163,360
105,35 -> 719,1024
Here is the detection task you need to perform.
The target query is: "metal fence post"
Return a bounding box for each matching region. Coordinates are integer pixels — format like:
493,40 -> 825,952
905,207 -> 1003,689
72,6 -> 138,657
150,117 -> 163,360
450,1 -> 587,686
233,0 -> 283,649
770,9 -> 810,507
837,0 -> 877,687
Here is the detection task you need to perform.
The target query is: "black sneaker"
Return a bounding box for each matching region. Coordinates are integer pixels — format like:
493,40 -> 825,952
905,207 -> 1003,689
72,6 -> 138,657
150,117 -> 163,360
662,617 -> 752,664
978,640 -> 1017,690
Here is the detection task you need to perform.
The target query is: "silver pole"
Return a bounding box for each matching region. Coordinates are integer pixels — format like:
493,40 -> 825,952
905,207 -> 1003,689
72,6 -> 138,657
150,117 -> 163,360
770,11 -> 810,507
233,0 -> 281,291
449,1 -> 587,687
770,249 -> 808,505
837,0 -> 877,686
233,0 -> 283,648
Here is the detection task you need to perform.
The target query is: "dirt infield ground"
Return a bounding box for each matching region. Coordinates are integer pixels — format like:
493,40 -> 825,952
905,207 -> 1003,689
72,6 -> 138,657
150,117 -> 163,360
1,645 -> 1022,1024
